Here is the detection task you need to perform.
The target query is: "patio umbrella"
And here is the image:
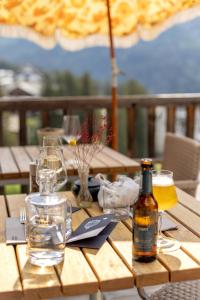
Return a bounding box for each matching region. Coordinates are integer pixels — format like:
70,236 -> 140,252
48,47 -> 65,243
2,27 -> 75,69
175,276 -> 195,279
1,0 -> 200,150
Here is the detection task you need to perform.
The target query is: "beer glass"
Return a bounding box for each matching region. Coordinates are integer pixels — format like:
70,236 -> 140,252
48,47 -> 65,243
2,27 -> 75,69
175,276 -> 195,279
152,170 -> 180,252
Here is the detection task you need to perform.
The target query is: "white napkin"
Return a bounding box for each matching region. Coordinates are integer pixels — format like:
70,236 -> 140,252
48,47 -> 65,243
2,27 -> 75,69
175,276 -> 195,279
96,174 -> 139,209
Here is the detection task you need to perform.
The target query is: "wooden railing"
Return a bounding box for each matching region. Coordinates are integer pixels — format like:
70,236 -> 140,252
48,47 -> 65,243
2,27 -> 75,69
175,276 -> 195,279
0,93 -> 200,157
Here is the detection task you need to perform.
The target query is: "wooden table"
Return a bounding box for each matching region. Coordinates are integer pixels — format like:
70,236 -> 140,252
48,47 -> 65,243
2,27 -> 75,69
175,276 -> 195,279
1,188 -> 200,299
0,146 -> 139,183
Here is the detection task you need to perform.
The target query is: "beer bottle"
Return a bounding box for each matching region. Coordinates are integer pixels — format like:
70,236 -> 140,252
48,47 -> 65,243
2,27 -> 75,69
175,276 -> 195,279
133,158 -> 158,262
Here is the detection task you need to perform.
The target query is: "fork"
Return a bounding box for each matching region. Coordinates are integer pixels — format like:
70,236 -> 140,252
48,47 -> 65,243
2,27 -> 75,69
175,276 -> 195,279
19,207 -> 26,224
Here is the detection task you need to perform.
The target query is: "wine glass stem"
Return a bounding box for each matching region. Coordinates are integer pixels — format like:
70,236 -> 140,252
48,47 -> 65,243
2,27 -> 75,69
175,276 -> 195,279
158,211 -> 163,238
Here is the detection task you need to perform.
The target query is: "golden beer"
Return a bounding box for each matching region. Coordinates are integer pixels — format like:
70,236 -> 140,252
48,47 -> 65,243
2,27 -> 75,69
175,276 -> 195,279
44,155 -> 61,170
152,176 -> 178,211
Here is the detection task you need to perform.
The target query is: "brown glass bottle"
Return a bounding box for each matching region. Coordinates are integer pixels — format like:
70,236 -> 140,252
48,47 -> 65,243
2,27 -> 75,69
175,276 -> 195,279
133,158 -> 158,262
29,161 -> 39,193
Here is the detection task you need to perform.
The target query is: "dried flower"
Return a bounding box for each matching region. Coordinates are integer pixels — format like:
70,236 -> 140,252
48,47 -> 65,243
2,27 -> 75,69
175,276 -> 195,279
69,115 -> 112,171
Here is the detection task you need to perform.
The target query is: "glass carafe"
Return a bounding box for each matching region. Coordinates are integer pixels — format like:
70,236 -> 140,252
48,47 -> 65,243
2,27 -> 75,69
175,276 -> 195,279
25,169 -> 67,266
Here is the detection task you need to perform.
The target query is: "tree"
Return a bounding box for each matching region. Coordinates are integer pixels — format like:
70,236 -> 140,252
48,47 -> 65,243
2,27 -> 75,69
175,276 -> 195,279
119,79 -> 147,95
42,73 -> 54,96
79,73 -> 95,95
63,71 -> 79,95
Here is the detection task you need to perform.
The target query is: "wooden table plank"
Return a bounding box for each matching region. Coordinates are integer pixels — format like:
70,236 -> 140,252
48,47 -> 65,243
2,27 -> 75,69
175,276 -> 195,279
56,246 -> 98,296
0,244 -> 23,300
63,146 -> 114,175
168,203 -> 200,238
0,196 -> 22,299
123,218 -> 132,231
83,242 -> 134,291
55,192 -> 99,296
66,193 -> 134,291
11,146 -> 31,177
121,207 -> 200,284
69,190 -> 200,287
25,146 -> 39,161
176,187 -> 200,217
61,145 -> 139,175
61,146 -> 76,175
97,151 -> 125,171
89,155 -> 110,175
16,245 -> 62,300
63,146 -> 104,169
0,147 -> 19,179
63,146 -> 115,175
2,190 -> 200,297
62,146 -> 106,175
26,145 -> 98,178
6,194 -> 62,299
102,147 -> 140,172
0,146 -> 139,180
6,193 -> 99,297
0,195 -> 7,243
86,203 -> 168,288
164,214 -> 200,265
164,203 -> 200,281
155,204 -> 200,282
158,249 -> 200,282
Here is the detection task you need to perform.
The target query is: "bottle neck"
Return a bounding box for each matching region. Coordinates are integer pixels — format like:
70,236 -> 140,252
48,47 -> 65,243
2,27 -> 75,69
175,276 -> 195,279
38,169 -> 56,196
39,180 -> 54,195
78,168 -> 89,190
141,169 -> 152,194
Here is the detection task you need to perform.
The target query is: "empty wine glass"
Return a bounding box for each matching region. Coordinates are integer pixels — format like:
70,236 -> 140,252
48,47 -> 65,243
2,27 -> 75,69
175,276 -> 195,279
63,115 -> 81,144
36,146 -> 67,191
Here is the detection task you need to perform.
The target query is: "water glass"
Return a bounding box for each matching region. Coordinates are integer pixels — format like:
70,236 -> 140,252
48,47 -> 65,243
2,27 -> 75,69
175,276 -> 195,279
66,199 -> 72,240
102,188 -> 130,222
25,194 -> 67,267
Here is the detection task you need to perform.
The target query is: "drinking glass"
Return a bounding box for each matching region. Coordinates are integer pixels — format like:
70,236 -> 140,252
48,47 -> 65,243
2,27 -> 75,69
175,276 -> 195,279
152,170 -> 180,252
43,136 -> 63,147
65,199 -> 72,240
102,186 -> 130,222
25,169 -> 67,266
63,115 -> 81,144
37,146 -> 67,191
26,193 -> 67,266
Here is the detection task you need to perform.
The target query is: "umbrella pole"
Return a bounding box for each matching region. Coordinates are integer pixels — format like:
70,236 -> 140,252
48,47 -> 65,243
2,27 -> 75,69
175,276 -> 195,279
106,0 -> 118,150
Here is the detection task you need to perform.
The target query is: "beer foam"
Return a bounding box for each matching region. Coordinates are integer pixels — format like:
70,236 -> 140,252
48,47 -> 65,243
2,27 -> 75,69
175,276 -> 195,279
152,176 -> 173,187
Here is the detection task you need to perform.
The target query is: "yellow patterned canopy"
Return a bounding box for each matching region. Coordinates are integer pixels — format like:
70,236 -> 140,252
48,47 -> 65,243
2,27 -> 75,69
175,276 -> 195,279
0,0 -> 200,50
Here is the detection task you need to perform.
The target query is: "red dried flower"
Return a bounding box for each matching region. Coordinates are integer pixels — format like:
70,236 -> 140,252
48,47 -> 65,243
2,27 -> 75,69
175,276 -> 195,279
69,115 -> 113,170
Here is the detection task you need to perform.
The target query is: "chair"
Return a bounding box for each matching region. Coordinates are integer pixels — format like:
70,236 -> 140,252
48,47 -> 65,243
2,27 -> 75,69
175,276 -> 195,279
162,132 -> 200,196
102,280 -> 200,300
149,280 -> 200,300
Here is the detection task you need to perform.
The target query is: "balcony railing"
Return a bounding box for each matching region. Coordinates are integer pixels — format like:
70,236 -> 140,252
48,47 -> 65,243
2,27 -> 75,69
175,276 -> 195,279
0,93 -> 200,158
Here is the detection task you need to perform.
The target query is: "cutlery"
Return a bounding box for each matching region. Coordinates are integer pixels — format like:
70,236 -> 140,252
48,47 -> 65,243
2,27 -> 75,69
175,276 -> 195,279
19,207 -> 26,224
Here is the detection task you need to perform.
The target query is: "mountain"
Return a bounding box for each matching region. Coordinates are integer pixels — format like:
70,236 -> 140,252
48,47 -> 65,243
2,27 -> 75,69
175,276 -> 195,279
1,17 -> 200,93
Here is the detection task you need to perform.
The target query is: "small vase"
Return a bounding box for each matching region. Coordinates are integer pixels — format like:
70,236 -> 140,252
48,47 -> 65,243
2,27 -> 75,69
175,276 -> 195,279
77,167 -> 93,208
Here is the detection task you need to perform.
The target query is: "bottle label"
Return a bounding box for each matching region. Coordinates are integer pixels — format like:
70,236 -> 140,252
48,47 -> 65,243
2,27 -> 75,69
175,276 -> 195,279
142,170 -> 152,194
133,212 -> 157,253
